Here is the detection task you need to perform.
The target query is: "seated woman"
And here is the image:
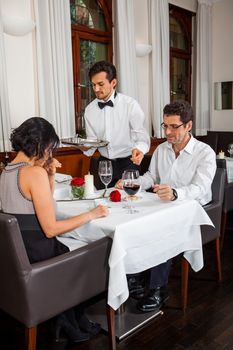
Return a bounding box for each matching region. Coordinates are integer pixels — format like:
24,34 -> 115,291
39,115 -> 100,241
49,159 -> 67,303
0,117 -> 109,343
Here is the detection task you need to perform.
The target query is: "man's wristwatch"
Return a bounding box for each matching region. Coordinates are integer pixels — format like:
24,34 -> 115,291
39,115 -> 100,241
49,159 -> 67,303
171,188 -> 178,201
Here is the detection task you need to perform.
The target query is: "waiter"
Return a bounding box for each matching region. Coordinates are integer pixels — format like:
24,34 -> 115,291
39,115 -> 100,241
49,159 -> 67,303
83,60 -> 150,189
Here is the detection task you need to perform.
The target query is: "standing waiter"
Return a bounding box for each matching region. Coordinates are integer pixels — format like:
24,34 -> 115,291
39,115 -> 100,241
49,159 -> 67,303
83,60 -> 150,189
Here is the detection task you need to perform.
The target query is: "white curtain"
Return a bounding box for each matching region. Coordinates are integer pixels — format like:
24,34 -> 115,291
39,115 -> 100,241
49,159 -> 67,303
33,0 -> 75,138
0,5 -> 11,152
195,0 -> 213,136
114,0 -> 138,99
148,0 -> 170,138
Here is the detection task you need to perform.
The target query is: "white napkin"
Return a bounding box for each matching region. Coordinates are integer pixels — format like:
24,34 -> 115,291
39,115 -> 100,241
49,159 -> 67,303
55,173 -> 72,183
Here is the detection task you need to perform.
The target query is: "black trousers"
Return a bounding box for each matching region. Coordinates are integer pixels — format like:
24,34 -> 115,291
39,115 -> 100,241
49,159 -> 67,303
149,260 -> 172,289
128,260 -> 172,289
91,155 -> 140,190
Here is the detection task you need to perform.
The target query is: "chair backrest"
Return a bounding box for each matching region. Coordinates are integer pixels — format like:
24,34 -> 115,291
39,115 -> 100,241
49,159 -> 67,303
216,158 -> 233,213
201,168 -> 226,244
211,167 -> 226,204
0,213 -> 32,321
216,158 -> 226,170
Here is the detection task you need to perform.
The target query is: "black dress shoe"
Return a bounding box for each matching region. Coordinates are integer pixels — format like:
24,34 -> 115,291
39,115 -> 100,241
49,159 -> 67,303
78,314 -> 101,336
137,287 -> 169,312
55,313 -> 90,343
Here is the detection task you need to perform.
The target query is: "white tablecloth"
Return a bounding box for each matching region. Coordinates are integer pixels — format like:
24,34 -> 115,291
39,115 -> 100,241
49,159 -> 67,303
55,188 -> 213,310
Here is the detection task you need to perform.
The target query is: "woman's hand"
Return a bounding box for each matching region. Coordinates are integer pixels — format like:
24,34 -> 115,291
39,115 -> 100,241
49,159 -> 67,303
44,158 -> 62,176
89,205 -> 109,219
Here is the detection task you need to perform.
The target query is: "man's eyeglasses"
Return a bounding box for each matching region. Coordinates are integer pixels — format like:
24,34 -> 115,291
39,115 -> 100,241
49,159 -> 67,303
161,122 -> 185,130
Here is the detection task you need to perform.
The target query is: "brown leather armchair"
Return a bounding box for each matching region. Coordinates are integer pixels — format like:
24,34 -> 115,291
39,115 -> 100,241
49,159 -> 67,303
181,168 -> 226,311
0,213 -> 116,350
216,158 -> 233,248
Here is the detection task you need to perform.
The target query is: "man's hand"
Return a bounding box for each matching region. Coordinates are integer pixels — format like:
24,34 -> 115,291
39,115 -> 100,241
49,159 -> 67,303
131,148 -> 144,165
115,179 -> 123,189
153,184 -> 174,201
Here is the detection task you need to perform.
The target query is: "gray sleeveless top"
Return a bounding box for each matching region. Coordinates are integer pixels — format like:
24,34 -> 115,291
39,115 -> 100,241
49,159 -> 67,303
0,162 -> 35,214
0,162 -> 69,263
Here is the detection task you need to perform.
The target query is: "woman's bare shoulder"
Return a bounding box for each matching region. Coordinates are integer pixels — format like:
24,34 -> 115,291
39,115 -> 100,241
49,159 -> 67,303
21,165 -> 48,181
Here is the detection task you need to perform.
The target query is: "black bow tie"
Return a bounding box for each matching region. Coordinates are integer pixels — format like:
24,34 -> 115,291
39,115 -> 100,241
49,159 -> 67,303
98,100 -> 114,109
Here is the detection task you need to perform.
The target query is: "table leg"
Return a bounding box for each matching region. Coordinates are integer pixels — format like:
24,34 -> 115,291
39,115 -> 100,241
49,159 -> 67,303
107,304 -> 116,350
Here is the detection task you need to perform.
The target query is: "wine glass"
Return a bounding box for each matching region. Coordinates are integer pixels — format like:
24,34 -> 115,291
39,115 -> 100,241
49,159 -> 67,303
98,160 -> 113,197
227,143 -> 233,158
122,169 -> 140,214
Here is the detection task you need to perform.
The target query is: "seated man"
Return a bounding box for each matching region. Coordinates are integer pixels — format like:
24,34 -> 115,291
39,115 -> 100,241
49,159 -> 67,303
117,100 -> 217,312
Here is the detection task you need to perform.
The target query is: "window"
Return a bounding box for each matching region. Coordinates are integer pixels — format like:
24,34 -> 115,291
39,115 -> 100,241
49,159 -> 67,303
169,5 -> 193,103
70,0 -> 113,134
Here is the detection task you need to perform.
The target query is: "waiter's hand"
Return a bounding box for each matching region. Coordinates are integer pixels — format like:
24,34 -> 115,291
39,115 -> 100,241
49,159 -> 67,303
153,184 -> 174,201
131,148 -> 144,165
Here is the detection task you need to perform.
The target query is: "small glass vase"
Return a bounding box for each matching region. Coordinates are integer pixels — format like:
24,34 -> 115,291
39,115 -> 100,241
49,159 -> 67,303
71,185 -> 85,199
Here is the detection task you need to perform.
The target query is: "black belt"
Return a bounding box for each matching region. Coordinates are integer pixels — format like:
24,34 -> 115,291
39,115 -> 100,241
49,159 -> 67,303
100,155 -> 131,162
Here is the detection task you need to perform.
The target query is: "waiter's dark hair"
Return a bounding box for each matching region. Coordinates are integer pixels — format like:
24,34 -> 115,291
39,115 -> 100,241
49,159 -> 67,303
163,100 -> 193,123
89,61 -> 117,82
10,117 -> 59,159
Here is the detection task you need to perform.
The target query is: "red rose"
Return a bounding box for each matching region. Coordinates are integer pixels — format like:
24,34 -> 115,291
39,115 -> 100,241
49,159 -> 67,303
110,190 -> 121,202
70,177 -> 85,187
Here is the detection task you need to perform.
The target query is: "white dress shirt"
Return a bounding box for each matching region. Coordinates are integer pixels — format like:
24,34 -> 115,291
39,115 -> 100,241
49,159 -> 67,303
84,90 -> 150,159
140,135 -> 217,205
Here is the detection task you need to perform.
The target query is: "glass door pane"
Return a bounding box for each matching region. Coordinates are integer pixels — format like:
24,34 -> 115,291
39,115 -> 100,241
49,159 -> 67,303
79,39 -> 108,110
76,39 -> 108,134
170,57 -> 188,101
70,0 -> 107,31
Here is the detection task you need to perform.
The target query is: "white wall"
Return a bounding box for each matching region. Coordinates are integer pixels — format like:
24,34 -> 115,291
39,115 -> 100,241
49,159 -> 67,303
2,0 -> 233,132
2,0 -> 37,128
212,0 -> 233,131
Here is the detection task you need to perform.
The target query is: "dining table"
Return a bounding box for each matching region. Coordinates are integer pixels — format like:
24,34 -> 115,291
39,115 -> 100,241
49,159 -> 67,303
54,183 -> 213,311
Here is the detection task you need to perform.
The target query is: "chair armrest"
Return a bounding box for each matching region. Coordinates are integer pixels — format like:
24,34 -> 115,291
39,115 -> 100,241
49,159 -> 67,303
223,182 -> 233,213
24,237 -> 112,326
203,200 -> 221,211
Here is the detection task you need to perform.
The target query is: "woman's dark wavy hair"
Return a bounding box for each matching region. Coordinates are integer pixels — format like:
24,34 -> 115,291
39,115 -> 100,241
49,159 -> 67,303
89,60 -> 117,82
10,117 -> 59,159
163,100 -> 193,123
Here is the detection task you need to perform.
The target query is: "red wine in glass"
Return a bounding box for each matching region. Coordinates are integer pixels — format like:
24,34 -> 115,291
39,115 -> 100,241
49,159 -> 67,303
122,170 -> 140,213
123,184 -> 140,196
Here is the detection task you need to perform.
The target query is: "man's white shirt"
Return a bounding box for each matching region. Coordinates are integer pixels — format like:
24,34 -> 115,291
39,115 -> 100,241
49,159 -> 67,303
140,135 -> 217,205
84,90 -> 150,159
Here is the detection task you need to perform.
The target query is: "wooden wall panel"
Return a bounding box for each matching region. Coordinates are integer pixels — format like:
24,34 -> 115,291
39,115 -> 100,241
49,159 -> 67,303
0,138 -> 165,176
55,152 -> 91,177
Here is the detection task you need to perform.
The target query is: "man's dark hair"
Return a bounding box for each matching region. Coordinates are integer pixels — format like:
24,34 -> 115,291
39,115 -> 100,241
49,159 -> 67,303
163,100 -> 193,123
89,61 -> 117,82
10,117 -> 59,159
